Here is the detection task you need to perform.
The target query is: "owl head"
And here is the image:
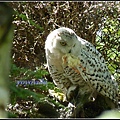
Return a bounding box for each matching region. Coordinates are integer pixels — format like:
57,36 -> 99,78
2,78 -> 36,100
45,27 -> 78,58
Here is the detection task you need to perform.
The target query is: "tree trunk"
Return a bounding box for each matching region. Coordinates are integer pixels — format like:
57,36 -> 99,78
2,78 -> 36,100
70,89 -> 118,118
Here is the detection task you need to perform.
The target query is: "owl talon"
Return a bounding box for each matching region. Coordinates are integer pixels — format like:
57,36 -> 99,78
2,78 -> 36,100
66,85 -> 79,101
88,91 -> 97,102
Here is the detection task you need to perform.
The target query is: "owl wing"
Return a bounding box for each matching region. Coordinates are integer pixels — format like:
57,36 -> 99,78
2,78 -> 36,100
79,42 -> 118,102
64,40 -> 118,103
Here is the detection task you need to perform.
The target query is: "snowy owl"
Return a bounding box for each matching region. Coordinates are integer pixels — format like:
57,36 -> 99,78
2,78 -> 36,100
45,27 -> 118,105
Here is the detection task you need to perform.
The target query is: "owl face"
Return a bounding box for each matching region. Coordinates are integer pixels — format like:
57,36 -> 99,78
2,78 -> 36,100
45,27 -> 78,56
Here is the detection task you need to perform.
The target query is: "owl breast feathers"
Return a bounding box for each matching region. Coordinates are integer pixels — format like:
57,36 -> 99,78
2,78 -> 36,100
45,27 -> 119,104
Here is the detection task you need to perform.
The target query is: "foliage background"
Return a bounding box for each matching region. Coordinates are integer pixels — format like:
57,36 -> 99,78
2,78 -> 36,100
7,1 -> 120,118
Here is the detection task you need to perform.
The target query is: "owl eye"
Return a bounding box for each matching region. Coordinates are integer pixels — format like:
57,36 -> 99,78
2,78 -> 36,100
60,41 -> 67,46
